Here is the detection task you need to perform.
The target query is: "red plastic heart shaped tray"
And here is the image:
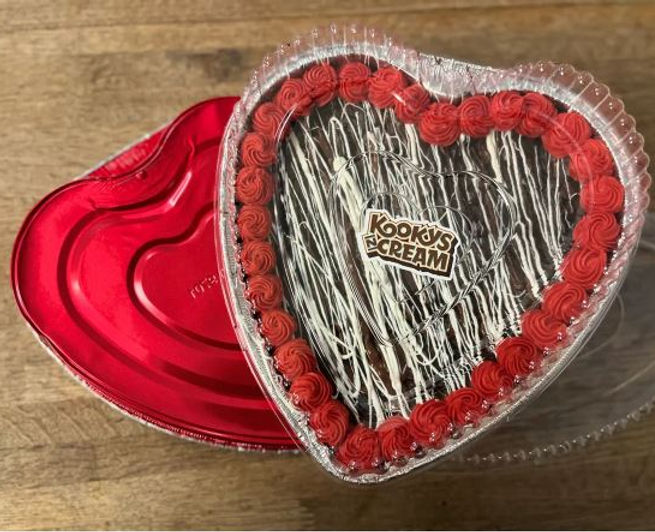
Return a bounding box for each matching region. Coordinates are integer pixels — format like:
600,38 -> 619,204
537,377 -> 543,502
11,97 -> 296,451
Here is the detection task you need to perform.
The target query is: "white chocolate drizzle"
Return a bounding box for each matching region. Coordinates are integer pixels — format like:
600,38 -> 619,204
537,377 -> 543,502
271,99 -> 579,427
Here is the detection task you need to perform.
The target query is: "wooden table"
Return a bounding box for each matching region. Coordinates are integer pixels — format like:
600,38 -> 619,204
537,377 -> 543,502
2,1 -> 655,529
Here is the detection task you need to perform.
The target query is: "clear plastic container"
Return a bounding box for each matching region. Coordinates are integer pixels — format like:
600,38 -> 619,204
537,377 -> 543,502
217,25 -> 650,482
456,214 -> 655,464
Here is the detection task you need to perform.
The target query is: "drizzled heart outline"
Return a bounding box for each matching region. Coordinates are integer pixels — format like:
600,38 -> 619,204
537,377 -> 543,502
328,153 -> 519,345
218,25 -> 650,482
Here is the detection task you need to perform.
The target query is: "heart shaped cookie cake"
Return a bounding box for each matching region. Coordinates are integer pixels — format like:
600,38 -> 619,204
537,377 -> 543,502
218,26 -> 650,482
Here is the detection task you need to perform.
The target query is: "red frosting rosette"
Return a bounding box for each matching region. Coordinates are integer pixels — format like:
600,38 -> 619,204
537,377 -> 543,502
245,274 -> 283,311
274,338 -> 317,381
240,132 -> 277,167
409,399 -> 451,447
580,175 -> 625,213
289,371 -> 332,412
542,111 -> 592,158
309,399 -> 350,447
236,205 -> 271,241
458,94 -> 493,138
235,166 -> 274,205
542,281 -> 587,323
239,240 -> 276,276
274,78 -> 313,118
336,424 -> 382,471
252,102 -> 288,139
490,91 -> 524,131
569,138 -> 615,182
521,309 -> 566,350
338,61 -> 370,103
377,416 -> 415,462
470,360 -> 514,403
368,66 -> 407,108
394,84 -> 430,124
260,309 -> 297,347
561,246 -> 607,290
496,336 -> 542,378
418,102 -> 460,146
446,387 -> 487,426
302,63 -> 338,107
515,92 -> 556,137
573,211 -> 621,251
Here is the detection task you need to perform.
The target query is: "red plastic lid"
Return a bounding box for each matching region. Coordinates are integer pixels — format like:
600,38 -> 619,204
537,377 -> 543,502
11,97 -> 297,451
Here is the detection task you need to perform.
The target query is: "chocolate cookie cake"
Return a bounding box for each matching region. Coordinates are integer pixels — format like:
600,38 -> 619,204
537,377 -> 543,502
218,26 -> 647,482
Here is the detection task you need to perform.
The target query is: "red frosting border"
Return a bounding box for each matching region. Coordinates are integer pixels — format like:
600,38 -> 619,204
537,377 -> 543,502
232,61 -> 625,474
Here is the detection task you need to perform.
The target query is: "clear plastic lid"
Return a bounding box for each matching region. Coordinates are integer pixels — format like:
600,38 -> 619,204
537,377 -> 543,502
217,25 -> 650,482
455,212 -> 655,464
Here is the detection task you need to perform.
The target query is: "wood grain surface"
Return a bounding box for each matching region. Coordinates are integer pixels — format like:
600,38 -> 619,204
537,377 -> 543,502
2,1 -> 655,529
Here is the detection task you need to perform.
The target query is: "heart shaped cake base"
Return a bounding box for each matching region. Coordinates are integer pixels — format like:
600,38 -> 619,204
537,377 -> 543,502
219,26 -> 650,482
12,97 -> 297,451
